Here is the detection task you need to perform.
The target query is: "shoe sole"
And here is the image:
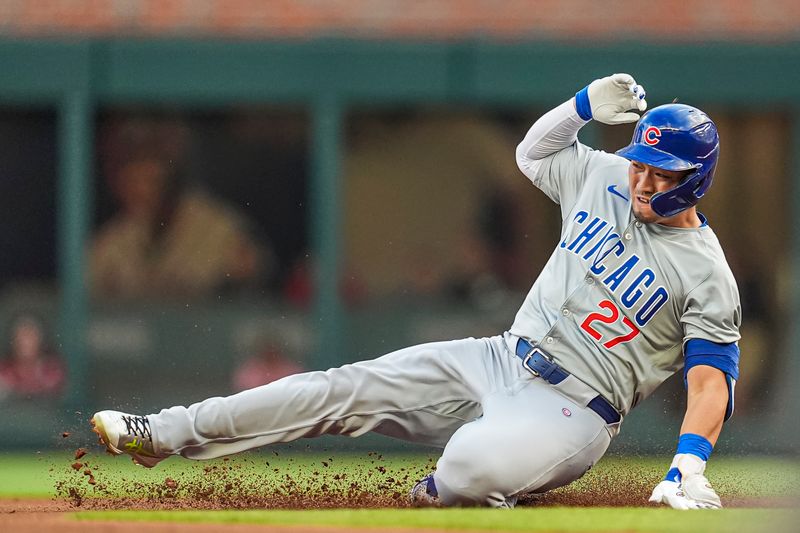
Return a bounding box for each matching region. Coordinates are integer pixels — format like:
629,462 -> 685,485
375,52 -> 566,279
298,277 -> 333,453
90,415 -> 123,456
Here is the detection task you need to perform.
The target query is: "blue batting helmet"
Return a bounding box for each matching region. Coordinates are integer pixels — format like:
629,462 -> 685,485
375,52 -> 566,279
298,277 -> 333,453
616,103 -> 720,218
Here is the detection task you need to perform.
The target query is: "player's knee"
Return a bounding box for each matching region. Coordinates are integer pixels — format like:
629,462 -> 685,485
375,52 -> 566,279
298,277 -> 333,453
192,398 -> 232,439
435,452 -> 516,508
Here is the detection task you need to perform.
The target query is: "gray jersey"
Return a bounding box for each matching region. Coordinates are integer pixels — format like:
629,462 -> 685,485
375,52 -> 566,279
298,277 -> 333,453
510,140 -> 741,415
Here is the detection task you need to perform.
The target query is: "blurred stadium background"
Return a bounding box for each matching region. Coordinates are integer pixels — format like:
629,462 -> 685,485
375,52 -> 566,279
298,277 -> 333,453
0,0 -> 798,458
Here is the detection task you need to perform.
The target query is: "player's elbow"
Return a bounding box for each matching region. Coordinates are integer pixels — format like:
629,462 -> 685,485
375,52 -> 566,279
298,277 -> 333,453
686,366 -> 727,395
515,144 -> 541,183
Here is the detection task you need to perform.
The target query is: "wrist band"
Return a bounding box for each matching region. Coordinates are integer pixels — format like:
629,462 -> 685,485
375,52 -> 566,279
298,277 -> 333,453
663,433 -> 713,482
574,87 -> 593,121
664,467 -> 681,483
676,433 -> 713,461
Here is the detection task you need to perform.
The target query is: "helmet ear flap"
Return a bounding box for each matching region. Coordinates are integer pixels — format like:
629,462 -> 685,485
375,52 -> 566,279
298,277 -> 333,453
650,166 -> 713,218
692,163 -> 715,200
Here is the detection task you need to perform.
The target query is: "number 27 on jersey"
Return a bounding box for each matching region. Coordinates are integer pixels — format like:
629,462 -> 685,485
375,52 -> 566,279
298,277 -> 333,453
580,300 -> 640,349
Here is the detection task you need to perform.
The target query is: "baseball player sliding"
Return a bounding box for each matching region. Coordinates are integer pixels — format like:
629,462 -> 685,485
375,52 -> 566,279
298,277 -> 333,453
92,73 -> 739,510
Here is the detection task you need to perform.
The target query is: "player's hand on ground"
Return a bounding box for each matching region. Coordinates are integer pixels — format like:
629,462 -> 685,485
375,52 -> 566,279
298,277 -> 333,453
680,472 -> 723,508
649,453 -> 723,510
586,73 -> 647,125
648,478 -> 721,510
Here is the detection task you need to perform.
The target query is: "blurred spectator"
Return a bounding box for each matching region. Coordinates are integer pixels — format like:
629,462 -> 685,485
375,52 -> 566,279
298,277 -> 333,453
0,314 -> 65,399
232,341 -> 304,392
90,119 -> 270,300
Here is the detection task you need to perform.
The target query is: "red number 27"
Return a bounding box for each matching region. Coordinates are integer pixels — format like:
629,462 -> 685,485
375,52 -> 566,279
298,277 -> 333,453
580,300 -> 640,349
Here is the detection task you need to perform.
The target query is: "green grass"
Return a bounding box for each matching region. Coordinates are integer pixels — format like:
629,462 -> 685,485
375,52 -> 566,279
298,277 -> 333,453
72,508 -> 800,533
0,451 -> 66,497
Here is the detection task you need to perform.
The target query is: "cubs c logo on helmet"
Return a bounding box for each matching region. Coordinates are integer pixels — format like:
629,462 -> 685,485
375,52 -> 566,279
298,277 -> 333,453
643,126 -> 662,145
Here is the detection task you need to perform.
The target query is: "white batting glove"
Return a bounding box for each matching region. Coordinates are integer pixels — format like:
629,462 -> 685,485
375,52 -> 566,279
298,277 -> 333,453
649,454 -> 722,510
583,73 -> 647,125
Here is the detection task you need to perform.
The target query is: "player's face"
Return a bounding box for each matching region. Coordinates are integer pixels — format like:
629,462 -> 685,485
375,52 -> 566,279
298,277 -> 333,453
628,161 -> 694,226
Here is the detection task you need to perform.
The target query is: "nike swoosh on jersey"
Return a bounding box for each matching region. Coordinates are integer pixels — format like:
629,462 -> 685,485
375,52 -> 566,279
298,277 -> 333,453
607,184 -> 629,202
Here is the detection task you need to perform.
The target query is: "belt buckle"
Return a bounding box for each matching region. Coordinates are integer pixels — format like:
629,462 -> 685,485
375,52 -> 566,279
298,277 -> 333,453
522,347 -> 551,377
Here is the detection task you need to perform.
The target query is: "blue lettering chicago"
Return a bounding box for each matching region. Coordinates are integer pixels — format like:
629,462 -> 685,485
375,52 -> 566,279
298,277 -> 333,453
560,210 -> 669,327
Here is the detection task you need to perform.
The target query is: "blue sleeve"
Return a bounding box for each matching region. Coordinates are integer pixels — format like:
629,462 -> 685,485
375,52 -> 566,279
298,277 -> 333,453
684,338 -> 739,421
684,339 -> 739,380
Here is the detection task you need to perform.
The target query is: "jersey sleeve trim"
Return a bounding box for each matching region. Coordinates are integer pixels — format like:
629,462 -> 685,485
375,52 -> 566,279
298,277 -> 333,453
683,338 -> 740,380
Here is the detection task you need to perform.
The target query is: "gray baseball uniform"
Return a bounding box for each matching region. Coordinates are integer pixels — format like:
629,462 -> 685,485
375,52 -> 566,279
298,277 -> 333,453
511,102 -> 741,415
145,98 -> 740,508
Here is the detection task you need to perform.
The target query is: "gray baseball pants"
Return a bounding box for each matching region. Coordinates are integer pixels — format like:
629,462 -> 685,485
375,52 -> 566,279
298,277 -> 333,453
149,333 -> 617,507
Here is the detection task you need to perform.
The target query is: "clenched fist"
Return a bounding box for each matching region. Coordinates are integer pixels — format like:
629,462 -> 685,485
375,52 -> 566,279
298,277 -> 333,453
576,73 -> 647,125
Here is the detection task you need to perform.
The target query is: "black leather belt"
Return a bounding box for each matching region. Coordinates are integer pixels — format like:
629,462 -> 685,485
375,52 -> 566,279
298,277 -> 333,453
515,338 -> 621,424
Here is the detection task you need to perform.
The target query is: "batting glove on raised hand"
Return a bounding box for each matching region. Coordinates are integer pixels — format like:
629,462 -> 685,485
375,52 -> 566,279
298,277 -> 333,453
575,73 -> 647,125
649,454 -> 722,510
